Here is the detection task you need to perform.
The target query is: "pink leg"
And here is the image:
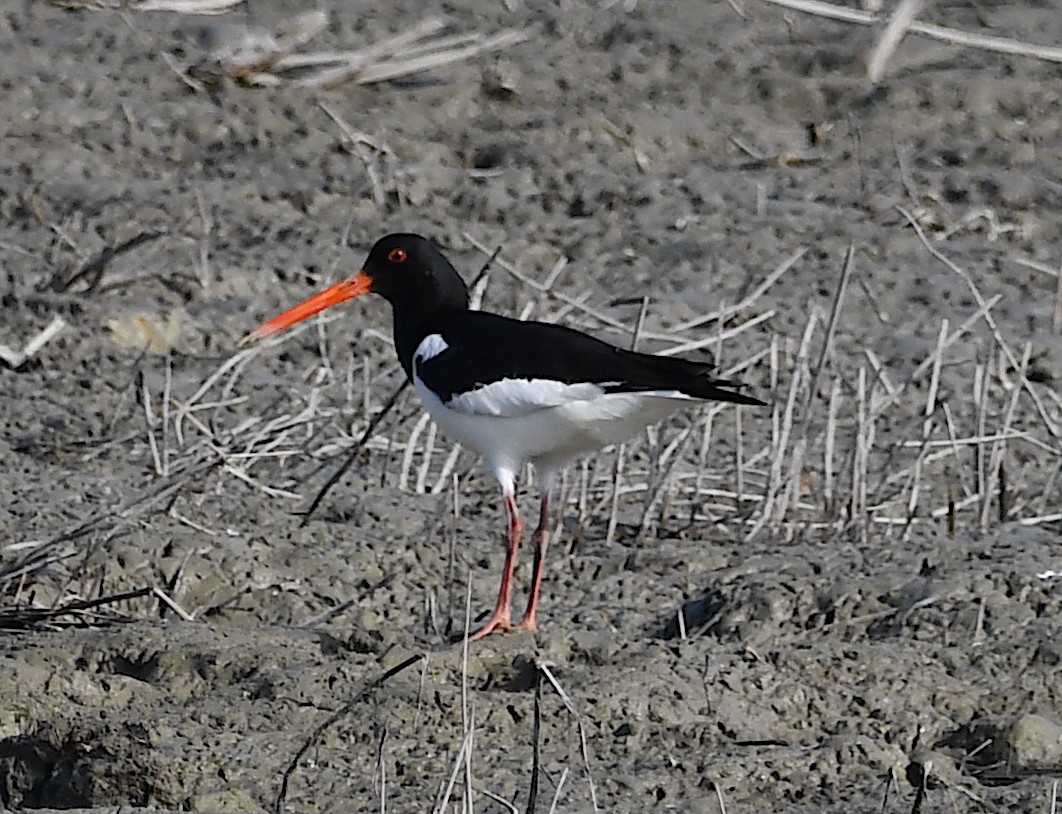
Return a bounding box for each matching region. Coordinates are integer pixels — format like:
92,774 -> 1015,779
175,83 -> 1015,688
469,491 -> 523,641
515,491 -> 551,633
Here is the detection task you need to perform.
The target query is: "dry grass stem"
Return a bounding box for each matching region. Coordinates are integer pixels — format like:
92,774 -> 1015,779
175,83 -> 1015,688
889,296 -> 1002,413
853,367 -> 870,540
415,421 -> 439,494
152,585 -> 195,621
714,781 -> 729,814
537,662 -> 599,812
133,0 -> 241,11
1055,261 -> 1062,334
0,315 -> 67,369
760,0 -> 1062,63
747,311 -> 817,539
478,787 -> 518,813
275,653 -> 424,814
318,102 -> 394,209
657,310 -> 774,357
670,246 -> 805,333
203,13 -> 530,89
1015,252 -> 1062,335
0,586 -> 154,630
434,701 -> 474,813
899,206 -> 1061,442
981,342 -> 1032,528
547,767 -> 570,814
400,413 -> 433,492
464,233 -> 704,346
801,244 -> 855,436
865,0 -> 924,82
863,348 -> 898,396
824,377 -> 841,516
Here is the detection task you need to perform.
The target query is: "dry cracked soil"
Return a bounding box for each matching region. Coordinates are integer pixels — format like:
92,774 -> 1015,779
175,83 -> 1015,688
1,1 -> 1061,812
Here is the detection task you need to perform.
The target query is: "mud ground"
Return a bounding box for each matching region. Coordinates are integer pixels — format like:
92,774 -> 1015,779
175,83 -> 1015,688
2,1 -> 1061,812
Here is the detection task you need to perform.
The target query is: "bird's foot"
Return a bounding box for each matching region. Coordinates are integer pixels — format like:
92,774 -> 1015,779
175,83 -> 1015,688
513,614 -> 537,634
468,612 -> 512,641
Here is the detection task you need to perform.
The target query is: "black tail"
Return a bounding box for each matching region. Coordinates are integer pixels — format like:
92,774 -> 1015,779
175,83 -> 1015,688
604,351 -> 767,407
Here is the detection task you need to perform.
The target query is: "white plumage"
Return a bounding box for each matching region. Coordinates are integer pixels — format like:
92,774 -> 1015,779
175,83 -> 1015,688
449,378 -> 609,417
413,366 -> 695,489
414,333 -> 450,363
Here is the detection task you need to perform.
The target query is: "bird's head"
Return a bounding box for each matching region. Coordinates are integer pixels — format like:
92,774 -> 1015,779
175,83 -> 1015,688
242,233 -> 468,344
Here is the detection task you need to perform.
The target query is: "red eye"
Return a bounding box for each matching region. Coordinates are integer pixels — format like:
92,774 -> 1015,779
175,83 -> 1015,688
387,248 -> 408,263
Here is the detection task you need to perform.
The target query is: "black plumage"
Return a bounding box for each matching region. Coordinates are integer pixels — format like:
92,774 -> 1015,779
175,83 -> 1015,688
360,234 -> 763,408
414,310 -> 764,407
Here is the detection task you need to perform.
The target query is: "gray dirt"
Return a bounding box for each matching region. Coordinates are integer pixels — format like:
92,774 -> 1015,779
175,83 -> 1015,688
1,1 -> 1061,812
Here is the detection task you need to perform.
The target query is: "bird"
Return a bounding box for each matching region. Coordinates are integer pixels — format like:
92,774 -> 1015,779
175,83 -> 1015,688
245,233 -> 765,641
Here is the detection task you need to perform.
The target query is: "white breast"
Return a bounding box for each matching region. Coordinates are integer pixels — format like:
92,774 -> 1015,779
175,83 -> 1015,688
412,367 -> 693,482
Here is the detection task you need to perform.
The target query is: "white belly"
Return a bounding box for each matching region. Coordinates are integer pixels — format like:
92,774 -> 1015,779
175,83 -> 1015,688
413,374 -> 690,478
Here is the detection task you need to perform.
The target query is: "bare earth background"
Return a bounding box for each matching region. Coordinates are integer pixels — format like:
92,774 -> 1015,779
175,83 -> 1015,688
1,1 -> 1061,812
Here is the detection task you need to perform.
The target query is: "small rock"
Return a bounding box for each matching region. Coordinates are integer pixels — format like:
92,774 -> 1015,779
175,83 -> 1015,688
481,60 -> 520,100
1004,714 -> 1062,770
940,713 -> 1062,773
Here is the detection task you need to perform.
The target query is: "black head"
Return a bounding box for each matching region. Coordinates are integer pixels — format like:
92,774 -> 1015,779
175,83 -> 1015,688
361,234 -> 469,313
244,233 -> 470,348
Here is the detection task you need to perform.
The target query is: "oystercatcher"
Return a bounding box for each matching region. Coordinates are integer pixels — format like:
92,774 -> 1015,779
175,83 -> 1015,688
246,234 -> 765,640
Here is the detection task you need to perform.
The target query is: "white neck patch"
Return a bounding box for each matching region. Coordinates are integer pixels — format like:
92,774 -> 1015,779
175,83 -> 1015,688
414,333 -> 449,365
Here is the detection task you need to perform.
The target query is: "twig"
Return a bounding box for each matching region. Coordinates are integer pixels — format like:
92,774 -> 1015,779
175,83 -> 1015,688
351,30 -> 530,86
318,102 -> 393,209
872,293 -> 1002,417
401,413 -> 433,492
479,787 -> 519,813
546,768 -> 569,814
747,311 -> 817,540
853,368 -> 870,540
527,670 -> 542,814
434,708 -> 475,814
3,456 -> 220,586
0,316 -> 67,369
0,586 -> 154,629
670,247 -> 805,333
759,0 -> 1062,63
537,663 -> 599,812
898,205 -> 1061,442
655,310 -> 774,357
1055,259 -> 1062,334
215,15 -> 530,89
415,421 -> 439,493
297,380 -> 410,526
713,780 -> 728,814
824,377 -> 841,517
981,342 -> 1031,529
866,0 -> 924,82
374,723 -> 388,814
152,585 -> 195,621
800,244 -> 854,438
52,230 -> 164,293
275,653 -> 425,814
133,0 -> 242,12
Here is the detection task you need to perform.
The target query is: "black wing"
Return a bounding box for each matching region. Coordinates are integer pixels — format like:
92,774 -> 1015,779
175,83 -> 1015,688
416,312 -> 765,407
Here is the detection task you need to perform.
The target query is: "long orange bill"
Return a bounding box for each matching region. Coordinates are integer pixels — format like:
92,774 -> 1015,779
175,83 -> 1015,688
240,271 -> 373,345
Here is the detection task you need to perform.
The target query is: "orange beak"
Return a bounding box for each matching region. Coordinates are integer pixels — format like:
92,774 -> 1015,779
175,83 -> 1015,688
241,270 -> 373,345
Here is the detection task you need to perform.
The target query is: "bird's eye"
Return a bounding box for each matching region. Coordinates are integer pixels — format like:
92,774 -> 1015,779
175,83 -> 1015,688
387,248 -> 408,264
